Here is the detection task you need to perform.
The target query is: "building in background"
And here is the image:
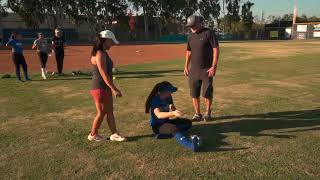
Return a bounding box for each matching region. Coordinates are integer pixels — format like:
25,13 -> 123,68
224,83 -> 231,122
264,21 -> 293,40
291,22 -> 320,40
264,5 -> 320,40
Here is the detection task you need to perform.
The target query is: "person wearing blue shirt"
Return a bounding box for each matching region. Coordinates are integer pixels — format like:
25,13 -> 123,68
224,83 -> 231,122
6,32 -> 30,81
145,81 -> 202,152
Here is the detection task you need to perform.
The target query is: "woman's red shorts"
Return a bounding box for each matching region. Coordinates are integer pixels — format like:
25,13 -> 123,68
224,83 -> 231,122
90,89 -> 112,103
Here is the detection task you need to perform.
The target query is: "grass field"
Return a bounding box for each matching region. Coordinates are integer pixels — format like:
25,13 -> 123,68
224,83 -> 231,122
1,41 -> 320,179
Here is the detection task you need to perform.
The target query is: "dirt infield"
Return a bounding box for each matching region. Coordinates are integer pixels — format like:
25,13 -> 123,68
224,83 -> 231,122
0,44 -> 186,73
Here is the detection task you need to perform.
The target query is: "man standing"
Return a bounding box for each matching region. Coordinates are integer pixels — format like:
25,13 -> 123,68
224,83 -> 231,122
51,29 -> 66,75
184,15 -> 220,122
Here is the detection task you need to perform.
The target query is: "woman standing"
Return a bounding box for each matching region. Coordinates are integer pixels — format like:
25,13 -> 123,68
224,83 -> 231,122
32,33 -> 49,79
88,30 -> 126,142
6,31 -> 30,81
51,29 -> 65,75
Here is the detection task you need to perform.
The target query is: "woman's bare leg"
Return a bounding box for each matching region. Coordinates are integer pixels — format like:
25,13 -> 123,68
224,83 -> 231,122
105,94 -> 118,134
91,102 -> 106,136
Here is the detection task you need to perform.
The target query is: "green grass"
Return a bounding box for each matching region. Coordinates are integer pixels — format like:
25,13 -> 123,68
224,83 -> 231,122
1,41 -> 320,179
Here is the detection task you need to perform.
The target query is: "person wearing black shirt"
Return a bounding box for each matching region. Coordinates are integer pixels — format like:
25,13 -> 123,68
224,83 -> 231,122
184,15 -> 220,122
51,29 -> 66,75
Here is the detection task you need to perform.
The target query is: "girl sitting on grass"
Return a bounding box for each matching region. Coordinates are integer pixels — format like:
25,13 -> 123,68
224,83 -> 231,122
145,81 -> 201,152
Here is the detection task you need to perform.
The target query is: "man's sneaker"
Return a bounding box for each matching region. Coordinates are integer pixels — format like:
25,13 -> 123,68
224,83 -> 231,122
88,133 -> 105,142
203,112 -> 213,122
110,133 -> 127,142
192,114 -> 203,122
191,135 -> 200,152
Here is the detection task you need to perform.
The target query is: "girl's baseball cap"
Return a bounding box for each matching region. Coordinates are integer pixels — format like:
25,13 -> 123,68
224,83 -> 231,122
100,30 -> 119,44
159,83 -> 178,93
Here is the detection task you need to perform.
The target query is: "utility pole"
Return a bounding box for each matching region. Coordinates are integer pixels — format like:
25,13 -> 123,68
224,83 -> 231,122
260,10 -> 265,40
222,0 -> 226,37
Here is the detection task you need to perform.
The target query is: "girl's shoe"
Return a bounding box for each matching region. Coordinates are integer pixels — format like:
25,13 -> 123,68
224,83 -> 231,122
88,133 -> 105,142
191,135 -> 201,152
110,133 -> 127,142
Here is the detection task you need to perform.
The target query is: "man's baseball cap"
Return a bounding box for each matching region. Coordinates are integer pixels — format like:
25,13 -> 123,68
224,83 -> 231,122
100,30 -> 119,44
158,83 -> 178,93
186,15 -> 204,27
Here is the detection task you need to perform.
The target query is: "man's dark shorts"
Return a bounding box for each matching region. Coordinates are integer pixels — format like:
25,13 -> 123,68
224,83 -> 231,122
188,68 -> 214,99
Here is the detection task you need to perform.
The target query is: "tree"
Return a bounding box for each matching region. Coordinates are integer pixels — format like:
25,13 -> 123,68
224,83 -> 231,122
266,15 -> 280,24
241,1 -> 254,37
0,0 -> 8,29
62,0 -> 127,35
179,0 -> 198,19
7,0 -> 45,28
225,0 -> 240,33
38,0 -> 68,28
199,0 -> 221,29
281,14 -> 293,21
226,0 -> 240,22
129,0 -> 158,40
297,14 -> 308,22
68,0 -> 101,33
95,0 -> 128,31
0,0 -> 7,17
0,0 -> 7,42
308,16 -> 320,21
157,0 -> 185,35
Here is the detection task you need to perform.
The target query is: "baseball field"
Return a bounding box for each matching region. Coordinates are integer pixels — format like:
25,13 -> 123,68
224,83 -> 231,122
1,41 -> 320,179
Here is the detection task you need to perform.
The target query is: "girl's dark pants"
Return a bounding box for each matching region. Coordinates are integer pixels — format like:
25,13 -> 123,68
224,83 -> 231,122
38,51 -> 48,68
152,118 -> 192,135
12,53 -> 29,80
55,50 -> 64,74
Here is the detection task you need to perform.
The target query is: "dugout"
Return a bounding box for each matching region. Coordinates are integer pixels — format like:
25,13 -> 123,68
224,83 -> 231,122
1,28 -> 79,45
264,21 -> 293,40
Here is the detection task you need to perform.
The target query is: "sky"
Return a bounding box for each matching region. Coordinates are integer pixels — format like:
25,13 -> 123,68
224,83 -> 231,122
248,0 -> 320,17
1,0 -> 320,17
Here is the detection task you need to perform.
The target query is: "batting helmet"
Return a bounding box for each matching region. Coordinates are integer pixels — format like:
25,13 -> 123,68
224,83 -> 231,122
186,15 -> 204,27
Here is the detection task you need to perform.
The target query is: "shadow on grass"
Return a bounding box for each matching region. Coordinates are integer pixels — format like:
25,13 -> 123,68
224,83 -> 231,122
31,77 -> 92,81
192,109 -> 320,152
116,70 -> 183,75
22,69 -> 184,80
127,134 -> 155,141
115,69 -> 184,79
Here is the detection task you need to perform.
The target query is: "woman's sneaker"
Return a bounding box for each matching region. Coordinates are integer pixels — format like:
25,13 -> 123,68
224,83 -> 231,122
88,133 -> 105,142
110,133 -> 127,142
192,114 -> 203,122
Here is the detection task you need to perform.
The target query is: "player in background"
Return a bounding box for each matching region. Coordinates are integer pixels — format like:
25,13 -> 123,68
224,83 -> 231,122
51,29 -> 66,75
32,32 -> 50,79
6,31 -> 30,82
